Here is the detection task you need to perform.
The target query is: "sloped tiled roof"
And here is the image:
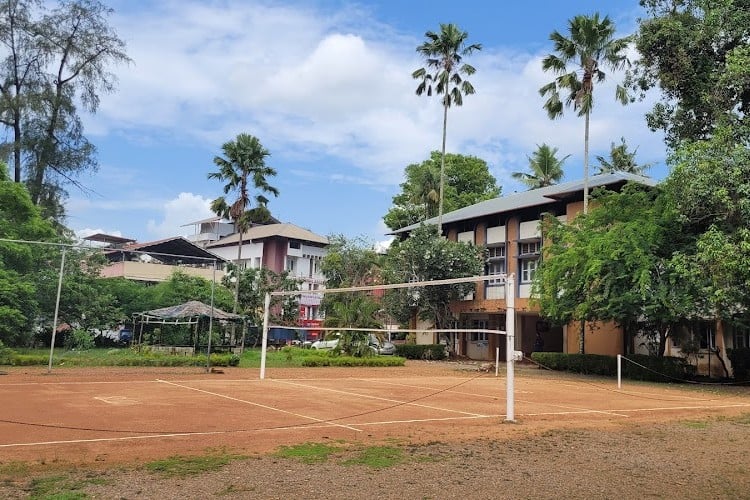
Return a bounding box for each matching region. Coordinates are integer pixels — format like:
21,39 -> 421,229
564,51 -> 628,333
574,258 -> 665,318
206,223 -> 328,248
390,172 -> 657,234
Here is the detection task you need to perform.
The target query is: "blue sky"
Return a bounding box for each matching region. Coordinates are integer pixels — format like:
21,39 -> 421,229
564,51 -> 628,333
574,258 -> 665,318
62,0 -> 665,247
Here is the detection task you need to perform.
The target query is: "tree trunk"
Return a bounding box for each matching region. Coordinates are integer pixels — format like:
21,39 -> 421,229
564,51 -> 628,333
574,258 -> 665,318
231,226 -> 243,344
579,319 -> 585,354
438,98 -> 448,234
583,110 -> 590,215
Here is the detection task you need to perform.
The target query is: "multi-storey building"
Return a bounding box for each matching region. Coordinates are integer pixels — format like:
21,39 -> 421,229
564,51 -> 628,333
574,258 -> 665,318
391,172 -> 657,362
205,223 -> 328,327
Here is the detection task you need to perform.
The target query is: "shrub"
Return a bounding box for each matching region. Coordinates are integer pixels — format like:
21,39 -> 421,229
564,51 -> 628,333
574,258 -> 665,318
394,344 -> 447,360
301,355 -> 405,367
728,348 -> 750,381
529,352 -> 694,382
64,329 -> 95,351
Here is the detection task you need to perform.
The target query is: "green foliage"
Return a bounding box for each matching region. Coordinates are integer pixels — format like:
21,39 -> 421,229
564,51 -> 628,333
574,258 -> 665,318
595,137 -> 653,175
394,344 -> 447,360
301,355 -> 405,367
384,152 -> 500,230
512,143 -> 569,189
530,352 -> 695,381
275,443 -> 339,464
1,0 -> 131,224
146,450 -> 245,477
727,348 -> 750,381
665,129 -> 750,317
629,0 -> 750,147
533,184 -> 692,355
64,329 -> 95,351
342,446 -> 404,469
228,266 -> 299,329
383,225 -> 484,330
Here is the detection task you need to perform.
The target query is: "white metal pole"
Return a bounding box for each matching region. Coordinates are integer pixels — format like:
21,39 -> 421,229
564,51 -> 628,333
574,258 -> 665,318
206,261 -> 216,372
617,354 -> 622,389
505,274 -> 516,422
495,347 -> 500,377
260,292 -> 271,380
47,247 -> 66,374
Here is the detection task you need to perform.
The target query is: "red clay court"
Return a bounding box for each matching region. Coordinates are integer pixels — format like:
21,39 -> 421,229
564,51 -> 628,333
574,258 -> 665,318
2,362 -> 750,465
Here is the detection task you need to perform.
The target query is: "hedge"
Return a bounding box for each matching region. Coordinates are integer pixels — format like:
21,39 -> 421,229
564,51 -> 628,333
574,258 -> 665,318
530,352 -> 695,383
394,344 -> 447,360
301,355 -> 405,367
0,351 -> 240,367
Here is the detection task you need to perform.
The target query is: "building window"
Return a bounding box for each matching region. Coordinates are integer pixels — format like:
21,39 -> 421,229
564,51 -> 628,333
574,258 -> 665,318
289,240 -> 301,249
735,324 -> 750,349
486,245 -> 505,286
254,257 -> 261,268
286,257 -> 296,272
518,240 -> 541,256
520,259 -> 537,283
697,322 -> 715,350
471,320 -> 488,341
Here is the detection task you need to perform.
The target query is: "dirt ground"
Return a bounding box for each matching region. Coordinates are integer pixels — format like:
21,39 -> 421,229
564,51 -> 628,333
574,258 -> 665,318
1,361 -> 750,499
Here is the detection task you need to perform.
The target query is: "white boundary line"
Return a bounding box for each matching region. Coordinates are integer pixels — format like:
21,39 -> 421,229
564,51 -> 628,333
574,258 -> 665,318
156,379 -> 362,432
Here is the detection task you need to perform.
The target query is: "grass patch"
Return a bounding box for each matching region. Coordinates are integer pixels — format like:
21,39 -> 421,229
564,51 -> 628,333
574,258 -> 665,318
145,450 -> 245,477
0,461 -> 29,480
27,475 -> 88,499
342,446 -> 404,469
275,442 -> 340,464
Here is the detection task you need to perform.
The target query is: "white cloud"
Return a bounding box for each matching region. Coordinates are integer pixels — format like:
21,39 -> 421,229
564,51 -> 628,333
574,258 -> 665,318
145,192 -> 214,240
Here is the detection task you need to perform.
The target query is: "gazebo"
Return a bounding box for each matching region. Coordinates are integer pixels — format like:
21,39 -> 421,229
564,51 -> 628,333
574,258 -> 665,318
132,300 -> 244,355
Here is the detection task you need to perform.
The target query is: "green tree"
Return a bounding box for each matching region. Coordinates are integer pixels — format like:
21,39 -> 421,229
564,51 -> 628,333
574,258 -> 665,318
595,137 -> 652,175
628,0 -> 750,148
511,143 -> 569,189
540,13 -> 630,214
324,296 -> 382,357
0,0 -> 131,221
665,128 -> 750,320
533,184 -> 690,355
413,24 -> 481,233
384,152 -> 499,231
0,166 -> 56,345
320,235 -> 383,354
383,225 -> 484,337
208,133 -> 279,316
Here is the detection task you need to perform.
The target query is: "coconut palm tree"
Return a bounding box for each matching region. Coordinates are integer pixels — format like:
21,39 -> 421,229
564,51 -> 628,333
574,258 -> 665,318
512,143 -> 570,189
208,133 -> 279,317
413,23 -> 481,233
595,137 -> 652,175
539,13 -> 630,214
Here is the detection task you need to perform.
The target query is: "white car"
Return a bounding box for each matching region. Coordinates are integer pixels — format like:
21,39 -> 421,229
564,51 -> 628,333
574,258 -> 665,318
310,334 -> 339,350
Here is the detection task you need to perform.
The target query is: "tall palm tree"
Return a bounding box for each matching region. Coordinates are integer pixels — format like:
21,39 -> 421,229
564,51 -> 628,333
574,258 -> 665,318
413,23 -> 481,233
208,133 -> 279,316
539,13 -> 630,214
595,137 -> 652,175
512,143 -> 570,189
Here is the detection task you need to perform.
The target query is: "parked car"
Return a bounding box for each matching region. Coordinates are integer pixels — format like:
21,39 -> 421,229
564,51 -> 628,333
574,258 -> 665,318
368,334 -> 396,355
310,334 -> 340,350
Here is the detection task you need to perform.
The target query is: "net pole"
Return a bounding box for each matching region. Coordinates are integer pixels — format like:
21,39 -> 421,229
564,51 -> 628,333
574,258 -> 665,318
47,247 -> 66,374
206,261 -> 216,373
260,292 -> 271,380
617,354 -> 622,389
505,273 -> 516,422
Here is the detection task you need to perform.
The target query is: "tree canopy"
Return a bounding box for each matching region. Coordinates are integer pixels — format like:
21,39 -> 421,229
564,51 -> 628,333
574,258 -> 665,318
628,0 -> 750,147
413,23 -> 481,232
384,152 -> 499,231
595,137 -> 652,175
0,0 -> 130,224
512,143 -> 569,189
383,225 -> 484,332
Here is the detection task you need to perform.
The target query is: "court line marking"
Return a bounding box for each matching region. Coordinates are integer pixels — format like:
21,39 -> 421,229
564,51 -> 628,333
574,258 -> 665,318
515,398 -> 629,417
156,379 -> 362,432
372,379 -> 533,398
270,379 -> 489,417
4,402 -> 749,449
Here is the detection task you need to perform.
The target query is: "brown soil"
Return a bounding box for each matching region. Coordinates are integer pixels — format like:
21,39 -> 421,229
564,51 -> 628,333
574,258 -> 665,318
1,361 -> 750,499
